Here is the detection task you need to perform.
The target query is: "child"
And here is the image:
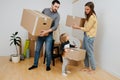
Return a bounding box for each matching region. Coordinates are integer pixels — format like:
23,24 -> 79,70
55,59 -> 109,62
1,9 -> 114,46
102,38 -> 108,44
60,33 -> 75,76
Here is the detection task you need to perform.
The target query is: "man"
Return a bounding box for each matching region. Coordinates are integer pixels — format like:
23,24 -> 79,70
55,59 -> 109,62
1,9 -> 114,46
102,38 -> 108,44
28,0 -> 60,71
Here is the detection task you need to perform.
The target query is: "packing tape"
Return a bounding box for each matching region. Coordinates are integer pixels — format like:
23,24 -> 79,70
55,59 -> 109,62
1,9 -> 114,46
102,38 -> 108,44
32,17 -> 39,35
44,17 -> 47,22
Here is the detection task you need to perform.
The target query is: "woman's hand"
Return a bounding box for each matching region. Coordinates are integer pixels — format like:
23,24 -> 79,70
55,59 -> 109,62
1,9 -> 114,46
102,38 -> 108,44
72,23 -> 81,29
72,23 -> 77,28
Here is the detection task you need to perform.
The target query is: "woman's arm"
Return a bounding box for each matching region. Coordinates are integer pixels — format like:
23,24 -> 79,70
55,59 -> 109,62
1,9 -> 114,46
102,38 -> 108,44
80,15 -> 96,32
72,24 -> 81,29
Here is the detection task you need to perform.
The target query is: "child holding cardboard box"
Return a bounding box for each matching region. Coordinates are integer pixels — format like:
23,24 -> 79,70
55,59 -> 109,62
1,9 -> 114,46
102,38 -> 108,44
60,33 -> 76,76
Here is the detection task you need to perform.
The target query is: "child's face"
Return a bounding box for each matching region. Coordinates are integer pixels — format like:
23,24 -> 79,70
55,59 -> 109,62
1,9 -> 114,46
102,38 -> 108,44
66,36 -> 69,41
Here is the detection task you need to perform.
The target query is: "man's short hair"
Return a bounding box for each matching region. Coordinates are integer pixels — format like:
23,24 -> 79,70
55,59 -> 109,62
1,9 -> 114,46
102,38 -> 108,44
52,0 -> 60,5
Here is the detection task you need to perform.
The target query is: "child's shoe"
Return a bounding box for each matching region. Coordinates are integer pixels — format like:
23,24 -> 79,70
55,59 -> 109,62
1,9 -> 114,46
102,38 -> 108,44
62,73 -> 67,76
66,71 -> 71,74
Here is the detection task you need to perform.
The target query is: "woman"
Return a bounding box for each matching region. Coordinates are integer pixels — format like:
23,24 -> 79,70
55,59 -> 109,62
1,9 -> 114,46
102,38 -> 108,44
72,2 -> 97,73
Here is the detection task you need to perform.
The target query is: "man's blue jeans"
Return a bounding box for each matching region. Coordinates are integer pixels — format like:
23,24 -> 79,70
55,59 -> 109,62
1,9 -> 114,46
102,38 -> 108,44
33,34 -> 53,67
82,33 -> 96,70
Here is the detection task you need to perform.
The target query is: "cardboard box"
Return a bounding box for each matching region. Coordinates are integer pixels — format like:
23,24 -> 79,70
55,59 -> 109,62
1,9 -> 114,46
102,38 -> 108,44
66,15 -> 85,27
21,9 -> 52,36
66,48 -> 86,61
29,40 -> 36,57
28,33 -> 43,57
28,33 -> 37,40
69,60 -> 78,66
69,60 -> 84,66
29,39 -> 44,57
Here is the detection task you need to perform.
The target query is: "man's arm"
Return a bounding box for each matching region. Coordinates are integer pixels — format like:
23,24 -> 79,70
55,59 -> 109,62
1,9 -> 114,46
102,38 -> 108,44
43,14 -> 60,33
40,14 -> 60,36
51,14 -> 60,31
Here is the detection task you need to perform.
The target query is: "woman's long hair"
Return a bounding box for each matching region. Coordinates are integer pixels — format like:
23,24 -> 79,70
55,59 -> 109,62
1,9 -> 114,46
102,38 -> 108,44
85,2 -> 96,21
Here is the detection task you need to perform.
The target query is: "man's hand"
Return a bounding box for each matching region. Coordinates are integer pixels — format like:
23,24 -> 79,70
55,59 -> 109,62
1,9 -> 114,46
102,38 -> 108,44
39,30 -> 49,37
39,29 -> 52,37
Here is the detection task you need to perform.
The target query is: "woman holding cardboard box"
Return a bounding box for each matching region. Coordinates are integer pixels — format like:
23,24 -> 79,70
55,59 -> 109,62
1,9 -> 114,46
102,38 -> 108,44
72,2 -> 97,73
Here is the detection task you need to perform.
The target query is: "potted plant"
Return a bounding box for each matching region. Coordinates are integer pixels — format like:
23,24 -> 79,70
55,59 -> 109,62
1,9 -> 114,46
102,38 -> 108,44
10,32 -> 21,63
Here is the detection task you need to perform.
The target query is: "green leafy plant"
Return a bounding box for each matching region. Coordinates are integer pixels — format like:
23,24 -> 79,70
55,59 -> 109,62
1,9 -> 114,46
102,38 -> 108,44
10,32 -> 21,56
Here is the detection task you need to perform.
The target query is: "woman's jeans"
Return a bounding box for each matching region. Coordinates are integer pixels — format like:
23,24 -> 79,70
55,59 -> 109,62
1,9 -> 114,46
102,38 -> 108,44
33,34 -> 53,67
82,33 -> 96,70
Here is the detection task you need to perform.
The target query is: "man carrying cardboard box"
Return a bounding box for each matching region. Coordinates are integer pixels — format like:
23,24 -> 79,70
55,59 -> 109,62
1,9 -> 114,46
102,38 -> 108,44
28,0 -> 60,71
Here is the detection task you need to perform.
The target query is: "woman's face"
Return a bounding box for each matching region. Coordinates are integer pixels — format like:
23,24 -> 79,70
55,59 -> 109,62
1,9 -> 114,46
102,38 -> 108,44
85,6 -> 91,14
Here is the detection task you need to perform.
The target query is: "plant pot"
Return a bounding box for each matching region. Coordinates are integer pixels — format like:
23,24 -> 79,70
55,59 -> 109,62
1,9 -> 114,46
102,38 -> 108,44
12,55 -> 20,63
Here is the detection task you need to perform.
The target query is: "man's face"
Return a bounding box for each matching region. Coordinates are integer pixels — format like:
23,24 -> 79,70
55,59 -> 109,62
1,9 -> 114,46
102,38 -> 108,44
51,3 -> 60,12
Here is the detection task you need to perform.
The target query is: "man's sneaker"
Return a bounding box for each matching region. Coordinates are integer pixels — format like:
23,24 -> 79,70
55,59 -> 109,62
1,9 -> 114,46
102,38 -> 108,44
46,66 -> 51,71
62,73 -> 67,76
28,65 -> 37,70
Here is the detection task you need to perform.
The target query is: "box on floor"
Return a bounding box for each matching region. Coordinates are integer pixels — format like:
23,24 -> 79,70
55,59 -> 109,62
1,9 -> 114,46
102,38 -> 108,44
28,33 -> 43,57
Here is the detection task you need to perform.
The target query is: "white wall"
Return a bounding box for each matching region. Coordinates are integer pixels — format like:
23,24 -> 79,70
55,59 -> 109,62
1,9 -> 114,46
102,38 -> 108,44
0,0 -> 72,56
94,0 -> 120,78
73,0 -> 120,78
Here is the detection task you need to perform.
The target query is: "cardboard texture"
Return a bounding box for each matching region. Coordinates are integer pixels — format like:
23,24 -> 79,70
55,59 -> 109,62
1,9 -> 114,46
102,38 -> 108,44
21,9 -> 52,36
66,48 -> 86,61
28,33 -> 37,40
66,15 -> 85,27
29,40 -> 36,57
28,34 -> 44,57
69,60 -> 84,66
29,39 -> 43,57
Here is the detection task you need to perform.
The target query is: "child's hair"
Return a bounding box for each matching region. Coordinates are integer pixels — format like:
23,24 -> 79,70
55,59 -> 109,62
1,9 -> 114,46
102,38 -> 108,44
60,33 -> 68,43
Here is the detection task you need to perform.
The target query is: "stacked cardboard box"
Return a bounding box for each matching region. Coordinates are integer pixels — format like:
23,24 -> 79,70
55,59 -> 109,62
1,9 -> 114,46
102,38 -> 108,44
66,15 -> 85,27
28,33 -> 37,40
21,9 -> 52,36
28,33 -> 43,57
28,33 -> 37,57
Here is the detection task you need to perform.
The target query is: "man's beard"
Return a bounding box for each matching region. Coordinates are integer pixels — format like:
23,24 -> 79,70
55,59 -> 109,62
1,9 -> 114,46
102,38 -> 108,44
53,9 -> 57,13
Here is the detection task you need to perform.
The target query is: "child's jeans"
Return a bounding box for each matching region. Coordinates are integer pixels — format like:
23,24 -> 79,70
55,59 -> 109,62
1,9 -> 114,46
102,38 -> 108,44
62,57 -> 69,73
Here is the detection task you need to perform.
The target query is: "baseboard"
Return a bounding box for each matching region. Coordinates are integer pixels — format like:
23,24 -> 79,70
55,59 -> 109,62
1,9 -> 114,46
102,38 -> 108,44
96,61 -> 120,79
107,71 -> 120,79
